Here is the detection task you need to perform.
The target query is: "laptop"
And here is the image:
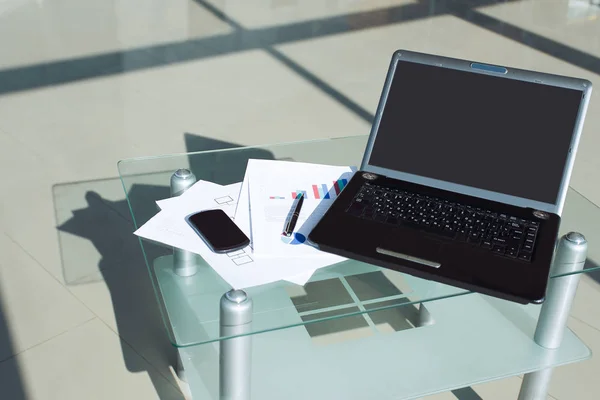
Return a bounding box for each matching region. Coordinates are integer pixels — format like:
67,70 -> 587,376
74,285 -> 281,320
308,50 -> 592,304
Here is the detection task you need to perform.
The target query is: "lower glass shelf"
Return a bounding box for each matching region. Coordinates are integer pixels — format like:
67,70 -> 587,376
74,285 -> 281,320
178,293 -> 590,400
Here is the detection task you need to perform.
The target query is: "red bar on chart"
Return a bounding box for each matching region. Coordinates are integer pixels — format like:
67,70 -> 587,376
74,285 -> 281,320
333,180 -> 341,195
312,185 -> 320,199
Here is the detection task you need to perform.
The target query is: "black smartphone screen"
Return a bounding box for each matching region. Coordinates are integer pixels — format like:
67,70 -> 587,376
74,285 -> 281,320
186,209 -> 250,253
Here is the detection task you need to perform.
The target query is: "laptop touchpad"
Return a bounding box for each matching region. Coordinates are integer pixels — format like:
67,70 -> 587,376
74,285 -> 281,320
376,247 -> 441,268
376,236 -> 443,268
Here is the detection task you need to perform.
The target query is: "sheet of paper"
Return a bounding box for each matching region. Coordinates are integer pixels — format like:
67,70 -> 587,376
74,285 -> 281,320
136,181 -> 322,288
235,172 -> 319,283
246,159 -> 355,258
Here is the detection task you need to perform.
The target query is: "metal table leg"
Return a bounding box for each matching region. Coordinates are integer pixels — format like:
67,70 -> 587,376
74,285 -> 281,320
220,290 -> 253,400
518,232 -> 587,400
170,168 -> 199,277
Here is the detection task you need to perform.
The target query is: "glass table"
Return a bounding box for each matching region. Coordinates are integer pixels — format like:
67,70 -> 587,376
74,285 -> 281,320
118,135 -> 600,400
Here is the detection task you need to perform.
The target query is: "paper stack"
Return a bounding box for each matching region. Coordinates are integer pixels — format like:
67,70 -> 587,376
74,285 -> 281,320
134,160 -> 356,289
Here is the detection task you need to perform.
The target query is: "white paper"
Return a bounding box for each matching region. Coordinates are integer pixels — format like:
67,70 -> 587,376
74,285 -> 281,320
234,171 -> 320,283
135,181 -> 324,288
246,159 -> 355,258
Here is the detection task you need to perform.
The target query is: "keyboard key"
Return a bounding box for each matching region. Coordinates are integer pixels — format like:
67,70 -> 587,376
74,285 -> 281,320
518,253 -> 532,261
493,237 -> 507,245
492,245 -> 505,255
507,248 -> 518,258
482,240 -> 493,249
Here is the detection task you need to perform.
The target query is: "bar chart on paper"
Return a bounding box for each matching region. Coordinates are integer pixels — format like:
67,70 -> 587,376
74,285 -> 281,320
268,179 -> 348,200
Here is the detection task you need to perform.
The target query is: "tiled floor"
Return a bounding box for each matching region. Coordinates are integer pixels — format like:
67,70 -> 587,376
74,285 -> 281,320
0,0 -> 599,399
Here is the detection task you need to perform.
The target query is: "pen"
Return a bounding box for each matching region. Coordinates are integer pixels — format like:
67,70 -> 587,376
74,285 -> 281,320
282,193 -> 304,236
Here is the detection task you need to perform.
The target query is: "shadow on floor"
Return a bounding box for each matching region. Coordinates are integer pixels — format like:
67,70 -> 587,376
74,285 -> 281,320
452,387 -> 483,400
184,133 -> 279,185
53,135 -> 277,399
0,297 -> 27,399
55,184 -> 180,399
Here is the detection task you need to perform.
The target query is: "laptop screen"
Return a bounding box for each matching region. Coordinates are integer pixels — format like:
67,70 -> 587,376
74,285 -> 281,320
368,61 -> 584,204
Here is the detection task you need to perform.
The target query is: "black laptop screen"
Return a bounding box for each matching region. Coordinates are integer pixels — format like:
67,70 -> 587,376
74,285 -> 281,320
368,61 -> 584,204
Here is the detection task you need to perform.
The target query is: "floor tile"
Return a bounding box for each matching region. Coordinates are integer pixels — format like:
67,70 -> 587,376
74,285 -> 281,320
0,171 -> 71,285
0,233 -> 93,361
0,318 -> 183,400
0,76 -> 188,180
570,273 -> 600,335
0,0 -> 231,70
123,49 -> 371,146
67,265 -> 180,388
479,0 -> 600,58
420,391 -> 458,400
472,376 -> 524,400
202,0 -> 414,29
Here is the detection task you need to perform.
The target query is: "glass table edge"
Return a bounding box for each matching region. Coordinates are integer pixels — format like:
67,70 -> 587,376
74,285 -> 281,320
169,288 -> 472,348
116,134 -> 364,166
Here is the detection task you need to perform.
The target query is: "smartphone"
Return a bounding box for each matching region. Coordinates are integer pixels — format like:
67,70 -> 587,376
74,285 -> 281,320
186,209 -> 250,253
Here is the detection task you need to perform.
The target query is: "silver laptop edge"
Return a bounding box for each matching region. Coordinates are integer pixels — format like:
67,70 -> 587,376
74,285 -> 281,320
361,50 -> 593,216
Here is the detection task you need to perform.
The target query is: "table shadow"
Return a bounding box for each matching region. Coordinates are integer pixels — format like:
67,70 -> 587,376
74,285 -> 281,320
53,135 -> 278,399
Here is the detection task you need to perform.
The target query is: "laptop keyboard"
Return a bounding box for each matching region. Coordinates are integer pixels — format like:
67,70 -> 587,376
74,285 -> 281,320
346,182 -> 539,262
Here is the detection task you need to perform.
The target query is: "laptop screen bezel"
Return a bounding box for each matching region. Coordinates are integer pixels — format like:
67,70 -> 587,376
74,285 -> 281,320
361,50 -> 592,216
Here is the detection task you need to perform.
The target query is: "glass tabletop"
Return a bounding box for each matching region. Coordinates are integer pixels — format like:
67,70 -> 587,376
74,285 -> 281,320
118,135 -> 600,348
